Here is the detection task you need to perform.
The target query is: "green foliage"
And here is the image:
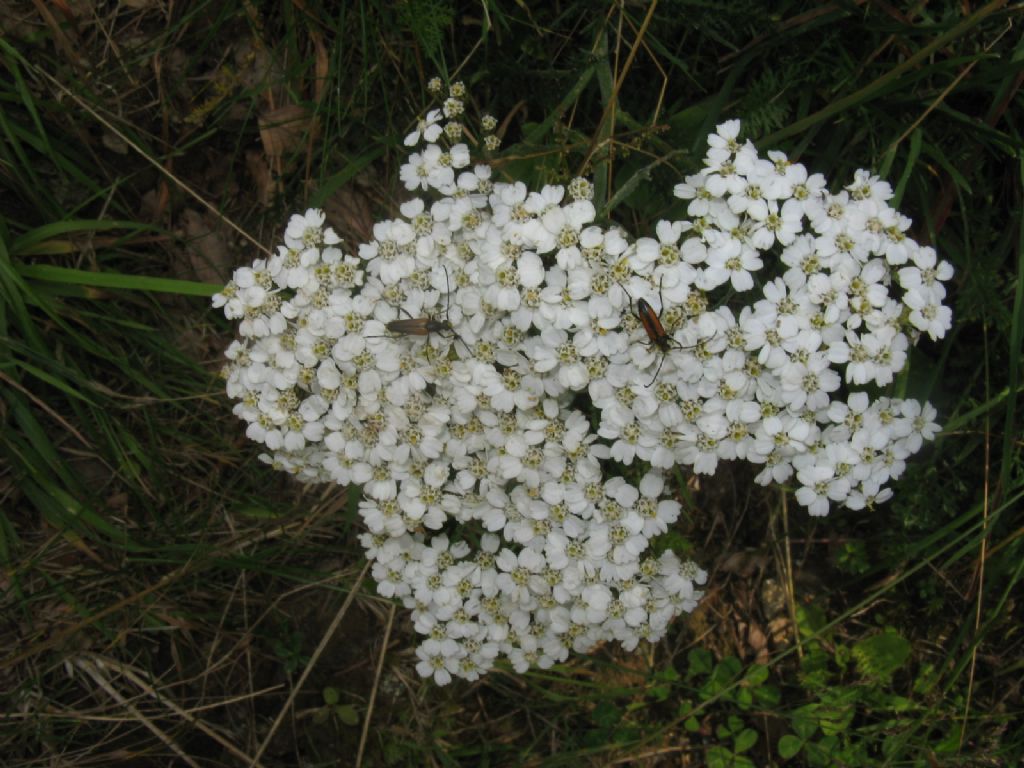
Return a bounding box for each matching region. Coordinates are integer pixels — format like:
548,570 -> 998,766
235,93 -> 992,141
268,624 -> 308,676
833,539 -> 871,576
670,604 -> 1012,767
681,650 -> 779,764
398,0 -> 455,61
777,620 -> 933,766
314,686 -> 360,727
852,629 -> 912,683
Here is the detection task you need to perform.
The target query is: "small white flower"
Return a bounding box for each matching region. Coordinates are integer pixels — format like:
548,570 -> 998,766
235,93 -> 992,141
415,638 -> 461,685
404,108 -> 443,146
701,234 -> 763,292
903,285 -> 953,340
401,144 -> 455,191
284,208 -> 327,250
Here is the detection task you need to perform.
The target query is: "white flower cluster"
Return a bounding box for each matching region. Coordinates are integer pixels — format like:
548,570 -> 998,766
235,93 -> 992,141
213,79 -> 950,683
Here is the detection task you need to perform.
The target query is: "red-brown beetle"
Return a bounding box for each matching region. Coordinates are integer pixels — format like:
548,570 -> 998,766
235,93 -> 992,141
371,266 -> 469,355
621,277 -> 685,386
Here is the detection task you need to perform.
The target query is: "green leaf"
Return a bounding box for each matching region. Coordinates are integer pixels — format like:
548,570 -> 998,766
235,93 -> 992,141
706,746 -> 731,768
520,65 -> 595,146
891,127 -> 923,208
234,504 -> 285,519
649,665 -> 679,701
322,686 -> 339,705
777,734 -> 804,759
795,603 -> 828,638
805,734 -> 839,763
798,644 -> 832,688
10,219 -> 157,255
601,149 -> 685,218
754,683 -> 781,706
654,665 -> 680,683
591,700 -> 622,729
310,147 -> 384,208
817,702 -> 855,737
852,629 -> 912,682
933,725 -> 961,754
17,264 -> 221,297
334,703 -> 359,726
789,705 -> 819,740
734,687 -> 753,710
706,656 -> 742,696
716,656 -> 742,679
687,647 -> 713,677
885,695 -> 913,712
648,683 -> 671,701
734,727 -> 758,753
744,664 -> 769,686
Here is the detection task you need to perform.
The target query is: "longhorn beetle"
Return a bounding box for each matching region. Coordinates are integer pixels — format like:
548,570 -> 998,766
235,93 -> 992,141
619,275 -> 687,387
370,265 -> 470,356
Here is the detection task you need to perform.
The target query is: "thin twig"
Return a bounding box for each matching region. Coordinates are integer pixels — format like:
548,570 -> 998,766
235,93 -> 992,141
356,603 -> 397,768
75,657 -> 200,768
91,654 -> 270,768
779,490 -> 803,660
960,324 -> 992,750
250,561 -> 370,767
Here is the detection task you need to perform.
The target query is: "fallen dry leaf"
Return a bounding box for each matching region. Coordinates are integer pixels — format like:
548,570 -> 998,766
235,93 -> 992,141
768,616 -> 792,646
177,208 -> 232,284
259,103 -> 315,159
138,185 -> 170,225
759,577 -> 788,619
716,549 -> 770,579
322,172 -> 381,245
246,149 -> 279,207
747,621 -> 768,664
101,128 -> 129,154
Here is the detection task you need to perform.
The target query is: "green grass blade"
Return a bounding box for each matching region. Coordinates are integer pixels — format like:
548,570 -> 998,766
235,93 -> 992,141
17,264 -> 222,296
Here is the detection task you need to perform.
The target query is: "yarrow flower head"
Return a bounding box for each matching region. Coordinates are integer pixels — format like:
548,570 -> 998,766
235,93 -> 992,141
214,83 -> 951,684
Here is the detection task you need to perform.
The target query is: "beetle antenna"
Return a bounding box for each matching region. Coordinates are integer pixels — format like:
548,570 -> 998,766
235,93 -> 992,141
645,350 -> 667,387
